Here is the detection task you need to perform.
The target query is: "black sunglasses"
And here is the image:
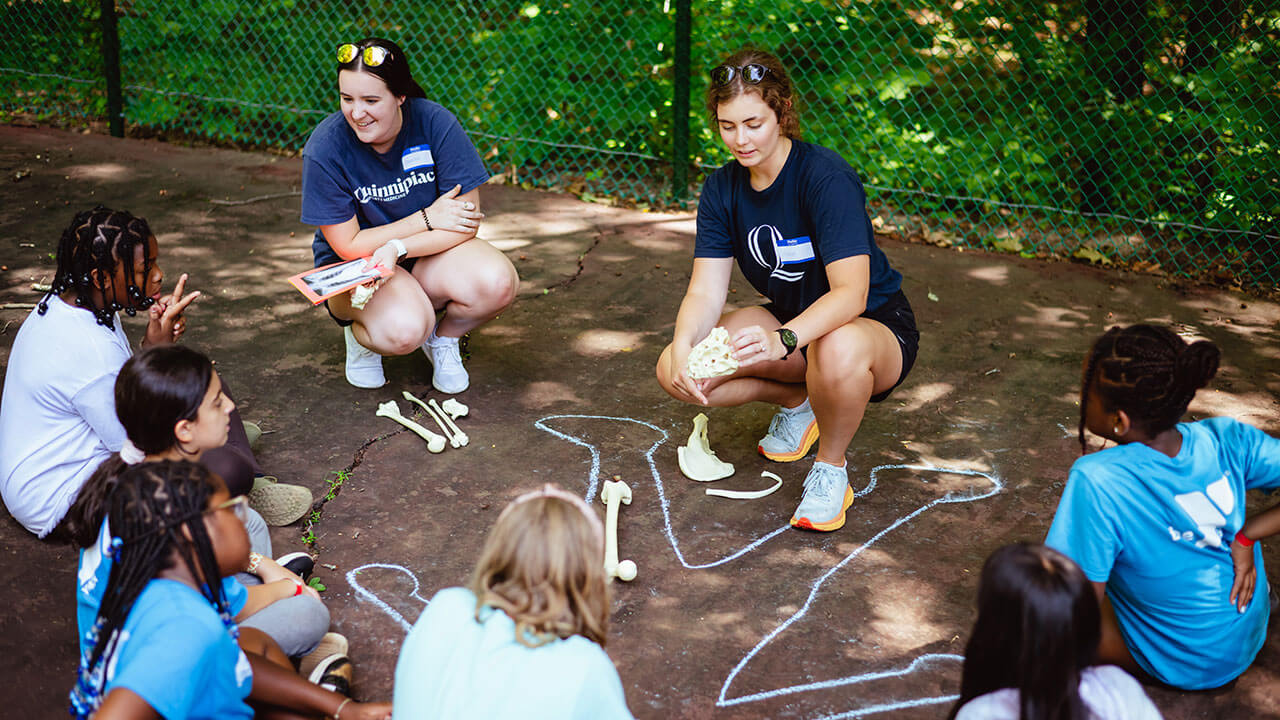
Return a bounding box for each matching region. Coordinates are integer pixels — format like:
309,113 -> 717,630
710,63 -> 770,87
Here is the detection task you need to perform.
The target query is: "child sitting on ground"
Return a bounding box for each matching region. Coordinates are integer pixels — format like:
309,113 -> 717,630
0,206 -> 310,536
949,543 -> 1161,719
69,460 -> 391,719
1047,324 -> 1280,690
63,344 -> 340,672
393,483 -> 634,718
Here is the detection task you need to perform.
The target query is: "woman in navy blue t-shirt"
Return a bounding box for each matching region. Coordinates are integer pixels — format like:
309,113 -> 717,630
301,38 -> 518,393
656,48 -> 919,533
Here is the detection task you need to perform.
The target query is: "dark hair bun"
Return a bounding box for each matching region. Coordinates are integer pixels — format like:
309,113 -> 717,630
1176,340 -> 1220,391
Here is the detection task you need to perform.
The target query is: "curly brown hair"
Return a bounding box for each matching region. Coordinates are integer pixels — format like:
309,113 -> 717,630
704,48 -> 801,139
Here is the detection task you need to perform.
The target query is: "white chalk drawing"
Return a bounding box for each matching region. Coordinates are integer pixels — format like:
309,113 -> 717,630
533,414 -> 1002,717
345,414 -> 1002,718
346,562 -> 431,632
535,414 -> 792,569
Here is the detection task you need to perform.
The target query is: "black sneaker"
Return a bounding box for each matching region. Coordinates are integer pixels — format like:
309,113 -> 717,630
276,552 -> 315,582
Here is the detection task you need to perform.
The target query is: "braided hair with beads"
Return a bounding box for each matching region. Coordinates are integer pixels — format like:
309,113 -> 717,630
37,206 -> 156,328
69,461 -> 236,718
1078,324 -> 1221,453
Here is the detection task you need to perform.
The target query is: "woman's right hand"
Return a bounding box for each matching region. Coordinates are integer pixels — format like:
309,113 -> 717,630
424,184 -> 484,233
362,242 -> 400,284
667,345 -> 710,405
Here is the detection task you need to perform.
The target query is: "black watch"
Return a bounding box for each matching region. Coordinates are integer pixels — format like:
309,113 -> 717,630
776,328 -> 798,358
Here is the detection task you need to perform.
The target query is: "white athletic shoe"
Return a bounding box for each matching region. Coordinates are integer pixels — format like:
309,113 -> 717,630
424,332 -> 469,394
343,325 -> 385,389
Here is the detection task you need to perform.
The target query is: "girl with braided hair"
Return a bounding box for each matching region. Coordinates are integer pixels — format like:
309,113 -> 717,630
0,206 -> 309,537
70,460 -> 392,720
65,344 -> 335,666
1,206 -> 196,536
1046,324 -> 1280,690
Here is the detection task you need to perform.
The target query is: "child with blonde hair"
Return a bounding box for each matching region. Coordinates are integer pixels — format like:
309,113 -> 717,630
392,484 -> 633,718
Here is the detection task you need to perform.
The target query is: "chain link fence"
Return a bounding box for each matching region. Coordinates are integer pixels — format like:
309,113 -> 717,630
2,0 -> 1276,289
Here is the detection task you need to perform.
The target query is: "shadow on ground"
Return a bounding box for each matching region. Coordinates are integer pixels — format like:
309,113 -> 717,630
2,126 -> 1279,719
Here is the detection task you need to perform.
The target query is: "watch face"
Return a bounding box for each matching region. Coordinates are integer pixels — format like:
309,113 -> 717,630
779,328 -> 797,348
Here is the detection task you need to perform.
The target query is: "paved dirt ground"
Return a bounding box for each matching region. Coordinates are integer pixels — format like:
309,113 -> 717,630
2,125 -> 1279,719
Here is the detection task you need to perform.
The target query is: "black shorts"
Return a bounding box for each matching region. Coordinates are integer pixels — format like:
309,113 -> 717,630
764,288 -> 919,403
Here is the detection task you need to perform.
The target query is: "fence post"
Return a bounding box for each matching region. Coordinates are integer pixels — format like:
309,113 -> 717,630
99,0 -> 124,137
670,0 -> 692,205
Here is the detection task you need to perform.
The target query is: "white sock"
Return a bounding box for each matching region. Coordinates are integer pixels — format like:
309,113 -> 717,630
427,329 -> 458,347
782,397 -> 811,415
814,459 -> 847,470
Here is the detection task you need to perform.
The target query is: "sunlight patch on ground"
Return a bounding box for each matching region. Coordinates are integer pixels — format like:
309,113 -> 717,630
867,577 -> 948,651
518,380 -> 585,408
573,329 -> 645,357
892,382 -> 953,413
1016,303 -> 1089,329
65,162 -> 129,180
965,264 -> 1009,285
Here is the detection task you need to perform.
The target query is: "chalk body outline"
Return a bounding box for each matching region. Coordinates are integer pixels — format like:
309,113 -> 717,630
347,414 -> 1003,718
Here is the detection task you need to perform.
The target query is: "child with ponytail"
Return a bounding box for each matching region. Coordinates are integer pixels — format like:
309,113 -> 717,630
1047,324 -> 1280,690
69,460 -> 391,719
64,344 -> 336,668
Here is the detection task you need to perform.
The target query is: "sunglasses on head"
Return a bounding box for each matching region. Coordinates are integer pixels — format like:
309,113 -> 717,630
337,43 -> 393,67
710,63 -> 770,87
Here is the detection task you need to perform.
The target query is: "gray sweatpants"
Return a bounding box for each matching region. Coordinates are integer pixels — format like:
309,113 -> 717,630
234,507 -> 330,658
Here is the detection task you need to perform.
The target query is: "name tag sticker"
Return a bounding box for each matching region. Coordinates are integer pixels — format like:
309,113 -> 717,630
775,235 -> 815,265
402,144 -> 435,172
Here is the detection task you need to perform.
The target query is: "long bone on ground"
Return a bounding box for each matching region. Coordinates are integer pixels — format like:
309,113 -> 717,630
600,479 -> 637,582
402,391 -> 459,446
376,400 -> 446,453
427,398 -> 468,447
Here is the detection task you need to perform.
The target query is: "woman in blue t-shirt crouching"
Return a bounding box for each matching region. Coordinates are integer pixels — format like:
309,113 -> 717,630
657,48 -> 919,533
301,38 -> 518,392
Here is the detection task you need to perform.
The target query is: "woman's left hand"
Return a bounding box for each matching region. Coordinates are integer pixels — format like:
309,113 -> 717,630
424,184 -> 484,233
1229,536 -> 1256,613
732,325 -> 784,367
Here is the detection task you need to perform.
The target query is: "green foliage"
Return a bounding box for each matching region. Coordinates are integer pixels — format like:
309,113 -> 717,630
2,0 -> 1276,284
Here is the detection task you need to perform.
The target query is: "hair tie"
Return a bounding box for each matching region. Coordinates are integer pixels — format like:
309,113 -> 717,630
119,439 -> 146,465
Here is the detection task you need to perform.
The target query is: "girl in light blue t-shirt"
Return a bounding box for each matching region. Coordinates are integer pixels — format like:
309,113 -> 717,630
1047,324 -> 1280,690
69,460 -> 392,720
394,484 -> 633,719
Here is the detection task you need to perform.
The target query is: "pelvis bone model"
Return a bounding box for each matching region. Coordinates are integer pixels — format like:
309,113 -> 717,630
677,413 -> 735,482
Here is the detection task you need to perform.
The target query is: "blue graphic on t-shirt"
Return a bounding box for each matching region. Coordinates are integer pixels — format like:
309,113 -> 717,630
746,225 -> 805,282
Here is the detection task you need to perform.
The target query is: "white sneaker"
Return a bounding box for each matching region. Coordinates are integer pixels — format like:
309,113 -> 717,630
424,332 -> 469,394
343,325 -> 385,389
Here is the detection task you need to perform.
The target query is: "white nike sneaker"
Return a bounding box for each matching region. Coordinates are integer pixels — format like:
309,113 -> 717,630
423,332 -> 469,394
343,325 -> 385,389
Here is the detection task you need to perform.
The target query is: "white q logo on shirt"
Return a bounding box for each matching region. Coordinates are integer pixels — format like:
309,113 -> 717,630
747,224 -> 811,282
